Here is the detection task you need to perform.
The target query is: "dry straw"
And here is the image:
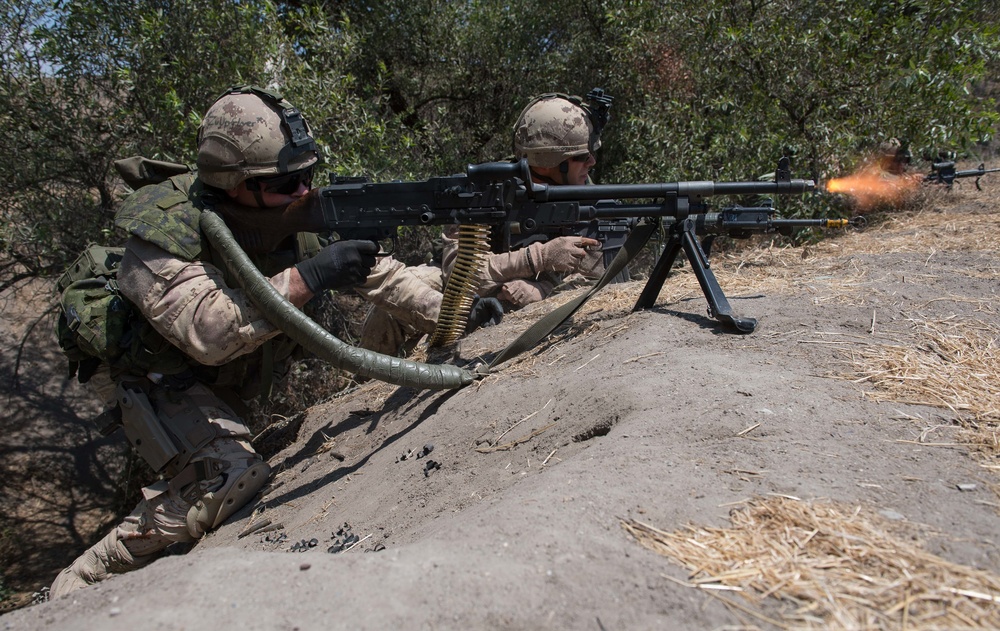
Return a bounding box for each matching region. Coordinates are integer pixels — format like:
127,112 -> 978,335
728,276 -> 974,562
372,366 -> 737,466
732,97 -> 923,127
624,496 -> 1000,630
843,318 -> 999,423
820,201 -> 1000,473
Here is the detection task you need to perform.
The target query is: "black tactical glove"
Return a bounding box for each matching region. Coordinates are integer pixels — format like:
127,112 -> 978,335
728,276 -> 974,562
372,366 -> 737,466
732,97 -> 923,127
295,240 -> 379,293
465,295 -> 504,333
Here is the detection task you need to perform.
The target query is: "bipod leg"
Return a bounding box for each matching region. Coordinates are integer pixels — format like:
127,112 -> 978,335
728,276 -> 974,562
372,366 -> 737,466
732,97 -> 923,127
678,220 -> 757,333
633,232 -> 682,311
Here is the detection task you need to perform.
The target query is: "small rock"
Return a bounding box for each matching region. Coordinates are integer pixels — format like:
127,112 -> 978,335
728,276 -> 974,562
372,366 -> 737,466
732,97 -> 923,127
300,563 -> 311,571
957,483 -> 977,492
109,607 -> 122,617
416,444 -> 435,459
879,509 -> 905,521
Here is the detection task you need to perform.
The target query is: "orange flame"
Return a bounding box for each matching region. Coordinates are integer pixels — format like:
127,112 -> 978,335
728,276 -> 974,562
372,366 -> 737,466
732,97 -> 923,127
825,161 -> 921,211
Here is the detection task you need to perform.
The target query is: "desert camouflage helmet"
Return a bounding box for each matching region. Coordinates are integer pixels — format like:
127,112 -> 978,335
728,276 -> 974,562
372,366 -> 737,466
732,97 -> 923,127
512,94 -> 602,169
196,85 -> 319,190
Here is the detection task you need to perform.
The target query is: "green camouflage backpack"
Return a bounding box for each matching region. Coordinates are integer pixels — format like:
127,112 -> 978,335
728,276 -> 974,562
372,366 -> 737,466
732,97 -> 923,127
55,245 -> 132,383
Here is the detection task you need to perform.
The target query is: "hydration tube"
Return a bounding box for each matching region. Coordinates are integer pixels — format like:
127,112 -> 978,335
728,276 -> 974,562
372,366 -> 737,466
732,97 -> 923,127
200,209 -> 476,390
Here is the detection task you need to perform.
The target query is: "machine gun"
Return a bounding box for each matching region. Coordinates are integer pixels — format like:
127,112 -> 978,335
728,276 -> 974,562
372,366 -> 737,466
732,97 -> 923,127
215,158 -> 822,334
924,161 -> 1000,190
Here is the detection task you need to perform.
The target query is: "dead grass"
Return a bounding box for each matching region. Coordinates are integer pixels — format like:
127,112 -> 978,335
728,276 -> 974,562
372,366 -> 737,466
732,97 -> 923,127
842,318 -> 999,422
835,316 -> 1000,498
624,496 -> 1000,630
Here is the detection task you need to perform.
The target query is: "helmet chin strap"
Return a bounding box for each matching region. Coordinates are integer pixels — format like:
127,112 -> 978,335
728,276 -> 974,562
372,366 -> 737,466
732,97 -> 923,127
558,160 -> 571,185
239,180 -> 269,207
243,181 -> 268,207
530,162 -> 572,186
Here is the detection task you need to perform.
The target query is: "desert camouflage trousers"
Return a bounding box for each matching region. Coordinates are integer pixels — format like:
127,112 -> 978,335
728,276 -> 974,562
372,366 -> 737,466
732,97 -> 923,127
50,382 -> 266,598
358,261 -> 445,356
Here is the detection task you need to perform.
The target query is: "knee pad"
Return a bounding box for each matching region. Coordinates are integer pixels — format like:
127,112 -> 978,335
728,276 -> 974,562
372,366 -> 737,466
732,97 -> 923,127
186,459 -> 270,539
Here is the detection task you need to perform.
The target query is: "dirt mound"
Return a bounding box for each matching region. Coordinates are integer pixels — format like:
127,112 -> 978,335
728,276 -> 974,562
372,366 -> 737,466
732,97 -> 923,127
2,178 -> 999,629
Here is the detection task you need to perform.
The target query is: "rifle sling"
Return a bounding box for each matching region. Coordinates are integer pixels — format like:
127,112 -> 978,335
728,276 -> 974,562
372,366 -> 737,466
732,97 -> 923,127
487,220 -> 657,370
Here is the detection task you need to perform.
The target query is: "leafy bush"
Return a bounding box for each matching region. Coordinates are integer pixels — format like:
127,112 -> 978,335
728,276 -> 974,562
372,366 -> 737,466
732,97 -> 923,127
603,0 -> 998,217
1,0 -> 996,274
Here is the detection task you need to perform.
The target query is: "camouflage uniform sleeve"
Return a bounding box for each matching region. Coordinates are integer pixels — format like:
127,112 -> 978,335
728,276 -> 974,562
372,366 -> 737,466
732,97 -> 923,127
439,225 -> 533,299
117,236 -> 288,366
453,249 -> 534,299
354,256 -> 442,335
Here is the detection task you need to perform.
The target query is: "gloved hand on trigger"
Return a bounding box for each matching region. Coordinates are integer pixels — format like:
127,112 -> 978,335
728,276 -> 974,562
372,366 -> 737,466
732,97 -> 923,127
465,295 -> 504,333
295,240 -> 379,293
525,236 -> 601,274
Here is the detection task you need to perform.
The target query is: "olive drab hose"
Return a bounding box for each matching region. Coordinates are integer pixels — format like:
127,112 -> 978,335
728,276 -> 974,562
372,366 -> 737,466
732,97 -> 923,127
199,210 -> 478,390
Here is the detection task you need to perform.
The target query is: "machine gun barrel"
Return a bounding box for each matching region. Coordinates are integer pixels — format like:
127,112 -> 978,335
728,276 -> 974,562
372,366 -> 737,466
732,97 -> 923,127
529,179 -> 816,205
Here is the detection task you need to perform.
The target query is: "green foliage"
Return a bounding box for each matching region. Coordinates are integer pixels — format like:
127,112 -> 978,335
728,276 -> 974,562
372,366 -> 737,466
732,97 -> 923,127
1,0 -> 285,285
308,0 -> 619,172
277,8 -> 428,180
604,0 -> 999,216
1,0 -> 997,287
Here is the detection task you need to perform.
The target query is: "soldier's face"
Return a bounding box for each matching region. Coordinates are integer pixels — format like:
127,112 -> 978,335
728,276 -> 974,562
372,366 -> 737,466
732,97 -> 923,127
564,152 -> 596,185
532,152 -> 596,186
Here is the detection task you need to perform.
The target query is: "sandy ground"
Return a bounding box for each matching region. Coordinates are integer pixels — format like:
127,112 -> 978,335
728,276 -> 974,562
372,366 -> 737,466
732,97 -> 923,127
1,178 -> 998,630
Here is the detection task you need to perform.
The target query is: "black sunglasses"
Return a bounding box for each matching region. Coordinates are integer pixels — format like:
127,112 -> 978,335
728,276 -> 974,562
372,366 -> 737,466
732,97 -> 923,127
570,153 -> 594,163
246,166 -> 314,195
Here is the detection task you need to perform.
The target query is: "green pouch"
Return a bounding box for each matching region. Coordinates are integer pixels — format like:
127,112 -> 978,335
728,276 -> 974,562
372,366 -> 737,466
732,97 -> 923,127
55,246 -> 131,381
